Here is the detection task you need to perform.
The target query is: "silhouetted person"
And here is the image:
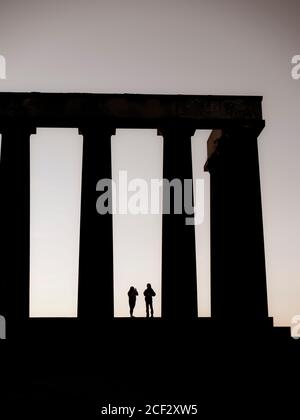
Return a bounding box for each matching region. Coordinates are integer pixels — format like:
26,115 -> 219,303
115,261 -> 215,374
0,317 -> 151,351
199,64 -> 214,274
128,286 -> 138,317
144,283 -> 156,318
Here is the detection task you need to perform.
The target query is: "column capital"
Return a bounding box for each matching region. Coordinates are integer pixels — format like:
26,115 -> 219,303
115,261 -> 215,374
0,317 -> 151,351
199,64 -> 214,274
204,127 -> 263,173
0,124 -> 36,136
78,126 -> 115,137
157,126 -> 196,139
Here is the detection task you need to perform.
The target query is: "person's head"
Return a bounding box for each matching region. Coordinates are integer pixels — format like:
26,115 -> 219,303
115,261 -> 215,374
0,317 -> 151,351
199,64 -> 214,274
129,286 -> 134,292
147,283 -> 151,289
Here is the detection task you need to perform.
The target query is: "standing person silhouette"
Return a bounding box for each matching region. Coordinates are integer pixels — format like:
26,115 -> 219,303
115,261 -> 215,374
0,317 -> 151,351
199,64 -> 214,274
128,286 -> 138,317
143,283 -> 156,318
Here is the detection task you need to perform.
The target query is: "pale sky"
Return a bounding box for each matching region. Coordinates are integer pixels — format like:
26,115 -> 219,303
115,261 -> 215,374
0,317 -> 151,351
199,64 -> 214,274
0,0 -> 299,325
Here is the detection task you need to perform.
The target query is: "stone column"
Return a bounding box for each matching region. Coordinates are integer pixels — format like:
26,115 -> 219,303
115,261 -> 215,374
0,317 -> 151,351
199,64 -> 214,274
159,127 -> 198,319
77,126 -> 115,322
0,125 -> 36,332
205,128 -> 269,319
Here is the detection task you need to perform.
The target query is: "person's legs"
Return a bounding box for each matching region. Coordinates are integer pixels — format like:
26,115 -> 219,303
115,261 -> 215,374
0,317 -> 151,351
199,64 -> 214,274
146,301 -> 149,317
150,301 -> 154,317
129,299 -> 135,317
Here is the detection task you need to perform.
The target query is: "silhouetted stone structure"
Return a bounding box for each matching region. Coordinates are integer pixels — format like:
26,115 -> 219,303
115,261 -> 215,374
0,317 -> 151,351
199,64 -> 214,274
0,93 -> 268,328
0,125 -> 36,329
78,126 -> 115,321
0,93 -> 298,417
205,128 -> 268,319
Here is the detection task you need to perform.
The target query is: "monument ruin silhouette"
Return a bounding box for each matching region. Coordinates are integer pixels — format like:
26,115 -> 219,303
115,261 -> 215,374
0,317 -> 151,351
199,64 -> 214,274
0,93 -> 269,325
0,93 -> 298,416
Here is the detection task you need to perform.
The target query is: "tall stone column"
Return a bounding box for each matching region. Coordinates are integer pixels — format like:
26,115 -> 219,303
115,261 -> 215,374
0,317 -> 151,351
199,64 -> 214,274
0,125 -> 36,332
205,128 -> 269,319
159,127 -> 198,319
77,126 -> 115,322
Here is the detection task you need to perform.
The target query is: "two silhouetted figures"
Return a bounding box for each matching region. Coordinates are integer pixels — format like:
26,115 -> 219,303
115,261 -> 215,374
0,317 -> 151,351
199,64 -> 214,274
128,283 -> 156,317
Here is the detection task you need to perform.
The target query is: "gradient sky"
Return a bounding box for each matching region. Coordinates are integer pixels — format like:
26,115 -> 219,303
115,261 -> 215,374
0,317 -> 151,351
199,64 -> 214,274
0,0 -> 299,325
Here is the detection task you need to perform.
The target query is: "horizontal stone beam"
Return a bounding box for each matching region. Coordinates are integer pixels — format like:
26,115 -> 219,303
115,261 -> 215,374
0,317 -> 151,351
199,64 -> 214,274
0,93 -> 264,130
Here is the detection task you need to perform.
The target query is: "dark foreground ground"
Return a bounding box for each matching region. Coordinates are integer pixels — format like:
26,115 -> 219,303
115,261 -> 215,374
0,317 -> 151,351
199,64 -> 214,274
0,318 -> 299,418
